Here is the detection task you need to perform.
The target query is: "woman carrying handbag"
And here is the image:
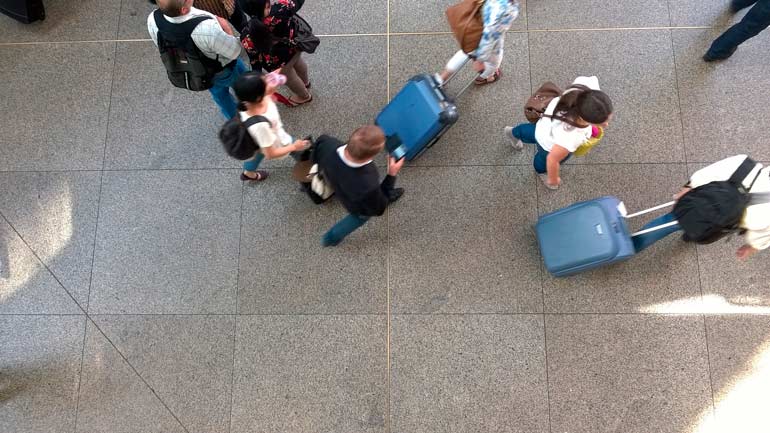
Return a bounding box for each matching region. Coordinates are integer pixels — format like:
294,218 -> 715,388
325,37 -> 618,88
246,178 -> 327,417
439,0 -> 520,86
240,0 -> 319,107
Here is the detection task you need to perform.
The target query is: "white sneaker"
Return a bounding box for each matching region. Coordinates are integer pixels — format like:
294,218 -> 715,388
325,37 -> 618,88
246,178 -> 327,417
539,174 -> 560,190
504,127 -> 523,151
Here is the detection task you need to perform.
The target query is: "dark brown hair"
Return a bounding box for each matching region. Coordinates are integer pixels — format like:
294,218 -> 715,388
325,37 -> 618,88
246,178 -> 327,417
553,85 -> 613,126
156,0 -> 186,17
348,126 -> 386,160
247,18 -> 273,53
241,0 -> 269,19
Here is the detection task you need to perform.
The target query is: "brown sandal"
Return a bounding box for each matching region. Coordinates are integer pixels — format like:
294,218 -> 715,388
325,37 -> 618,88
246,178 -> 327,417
474,68 -> 502,85
240,170 -> 269,182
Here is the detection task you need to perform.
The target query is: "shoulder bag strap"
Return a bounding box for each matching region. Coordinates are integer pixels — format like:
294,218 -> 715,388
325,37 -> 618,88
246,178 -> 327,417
541,84 -> 592,128
728,157 -> 758,187
242,114 -> 269,128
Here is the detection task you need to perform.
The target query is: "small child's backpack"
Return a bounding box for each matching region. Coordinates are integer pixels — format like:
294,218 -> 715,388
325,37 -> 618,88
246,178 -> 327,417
154,10 -> 224,91
219,115 -> 269,160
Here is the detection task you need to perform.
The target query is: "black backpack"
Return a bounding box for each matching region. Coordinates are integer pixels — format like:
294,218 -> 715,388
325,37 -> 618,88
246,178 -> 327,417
154,10 -> 224,91
219,115 -> 269,160
673,157 -> 761,244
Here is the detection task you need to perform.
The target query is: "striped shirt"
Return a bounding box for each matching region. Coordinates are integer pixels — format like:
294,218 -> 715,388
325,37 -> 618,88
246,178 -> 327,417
147,7 -> 242,67
193,0 -> 235,18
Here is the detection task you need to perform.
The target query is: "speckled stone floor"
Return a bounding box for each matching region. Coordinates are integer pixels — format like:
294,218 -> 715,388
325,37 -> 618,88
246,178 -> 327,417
2,1 -> 770,432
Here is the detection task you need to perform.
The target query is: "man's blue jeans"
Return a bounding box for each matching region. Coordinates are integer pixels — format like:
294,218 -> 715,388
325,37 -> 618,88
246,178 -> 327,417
632,212 -> 682,253
322,214 -> 371,246
209,58 -> 248,119
707,0 -> 770,58
511,123 -> 572,174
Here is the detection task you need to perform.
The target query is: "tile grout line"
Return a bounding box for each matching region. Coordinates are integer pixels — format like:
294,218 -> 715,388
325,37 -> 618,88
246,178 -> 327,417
87,317 -> 193,433
0,210 -> 187,433
72,17 -> 123,431
0,215 -> 193,432
0,25 -> 718,47
227,182 -> 246,433
526,16 -> 554,433
665,4 -> 719,415
72,314 -> 89,433
3,311 -> 762,317
0,213 -> 88,318
2,161 -> 736,175
385,3 -> 392,432
701,312 -> 718,418
227,316 -> 239,433
73,36 -> 118,430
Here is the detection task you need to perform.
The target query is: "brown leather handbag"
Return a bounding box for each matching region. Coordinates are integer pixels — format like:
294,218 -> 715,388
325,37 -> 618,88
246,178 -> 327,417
446,0 -> 485,53
524,82 -> 563,123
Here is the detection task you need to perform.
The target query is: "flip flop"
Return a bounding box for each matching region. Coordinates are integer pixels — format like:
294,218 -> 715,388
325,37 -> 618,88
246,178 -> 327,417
285,93 -> 313,107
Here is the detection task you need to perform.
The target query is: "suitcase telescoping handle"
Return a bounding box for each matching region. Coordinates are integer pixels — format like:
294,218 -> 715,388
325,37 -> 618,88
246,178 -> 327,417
626,201 -> 679,237
442,56 -> 481,100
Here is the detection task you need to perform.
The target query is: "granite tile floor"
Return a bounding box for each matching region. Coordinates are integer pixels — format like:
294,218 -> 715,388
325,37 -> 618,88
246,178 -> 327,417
1,1 -> 770,432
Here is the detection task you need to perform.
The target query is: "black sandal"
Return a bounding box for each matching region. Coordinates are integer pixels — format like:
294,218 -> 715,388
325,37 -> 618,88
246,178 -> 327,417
240,170 -> 269,182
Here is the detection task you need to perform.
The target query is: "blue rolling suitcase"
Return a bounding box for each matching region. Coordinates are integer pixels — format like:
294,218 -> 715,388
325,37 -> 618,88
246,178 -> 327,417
536,196 -> 677,277
375,62 -> 474,161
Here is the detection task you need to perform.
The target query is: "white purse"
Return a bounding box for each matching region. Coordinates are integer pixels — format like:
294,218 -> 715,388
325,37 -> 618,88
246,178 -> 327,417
309,164 -> 334,200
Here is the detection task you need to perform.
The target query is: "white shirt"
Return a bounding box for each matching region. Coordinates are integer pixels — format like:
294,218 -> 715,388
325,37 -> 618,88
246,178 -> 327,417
337,145 -> 372,168
535,76 -> 601,153
689,155 -> 770,250
147,7 -> 242,67
240,99 -> 293,155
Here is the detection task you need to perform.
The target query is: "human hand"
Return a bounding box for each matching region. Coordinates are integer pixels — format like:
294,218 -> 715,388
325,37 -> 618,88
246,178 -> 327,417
736,245 -> 758,260
293,139 -> 310,151
216,16 -> 234,36
387,155 -> 405,176
673,187 -> 691,200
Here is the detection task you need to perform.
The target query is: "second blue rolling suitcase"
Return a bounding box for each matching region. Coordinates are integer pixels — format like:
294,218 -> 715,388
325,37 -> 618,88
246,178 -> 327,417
536,196 -> 678,277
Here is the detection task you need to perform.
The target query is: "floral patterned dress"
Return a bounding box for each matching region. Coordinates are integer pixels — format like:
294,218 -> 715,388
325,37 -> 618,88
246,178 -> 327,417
475,0 -> 520,66
241,0 -> 300,72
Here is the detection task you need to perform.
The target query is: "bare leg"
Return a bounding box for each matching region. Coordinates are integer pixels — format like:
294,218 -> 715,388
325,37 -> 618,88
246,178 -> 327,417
439,50 -> 470,82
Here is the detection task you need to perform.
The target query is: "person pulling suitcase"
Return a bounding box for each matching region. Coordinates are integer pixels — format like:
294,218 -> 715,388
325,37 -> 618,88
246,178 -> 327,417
439,0 -> 521,86
632,155 -> 770,259
312,126 -> 405,247
536,155 -> 769,277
